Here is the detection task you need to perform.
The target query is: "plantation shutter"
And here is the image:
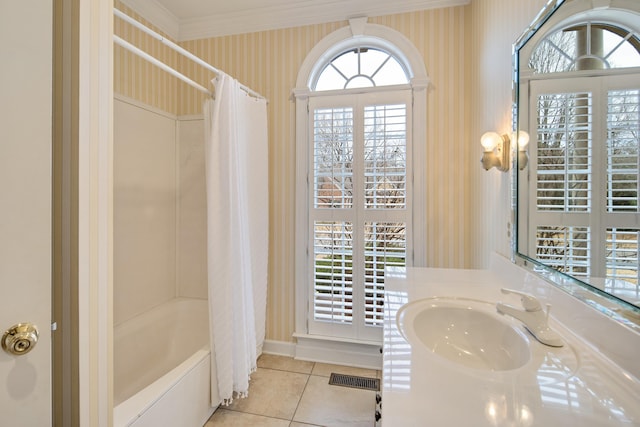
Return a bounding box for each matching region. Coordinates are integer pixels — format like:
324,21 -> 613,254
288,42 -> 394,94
535,91 -> 592,213
309,91 -> 411,341
607,228 -> 640,284
528,76 -> 640,283
607,89 -> 640,213
605,86 -> 640,284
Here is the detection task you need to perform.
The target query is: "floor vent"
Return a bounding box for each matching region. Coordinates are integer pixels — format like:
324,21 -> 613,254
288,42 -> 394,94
328,373 -> 380,391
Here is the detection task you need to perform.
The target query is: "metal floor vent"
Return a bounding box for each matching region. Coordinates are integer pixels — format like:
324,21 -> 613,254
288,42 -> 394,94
328,373 -> 380,391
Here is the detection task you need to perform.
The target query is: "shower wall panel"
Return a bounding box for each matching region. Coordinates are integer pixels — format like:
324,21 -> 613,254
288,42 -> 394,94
114,97 -> 178,325
177,117 -> 208,299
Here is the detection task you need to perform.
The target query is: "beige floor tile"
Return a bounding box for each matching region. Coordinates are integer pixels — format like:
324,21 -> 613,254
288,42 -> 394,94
257,354 -> 315,374
289,422 -> 323,427
205,408 -> 290,426
311,362 -> 378,379
225,368 -> 309,420
293,375 -> 375,427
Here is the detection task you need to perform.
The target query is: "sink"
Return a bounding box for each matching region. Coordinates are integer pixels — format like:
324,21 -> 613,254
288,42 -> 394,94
397,298 -> 531,371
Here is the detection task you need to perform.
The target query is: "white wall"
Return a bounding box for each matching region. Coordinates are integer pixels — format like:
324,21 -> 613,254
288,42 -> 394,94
114,97 -> 177,324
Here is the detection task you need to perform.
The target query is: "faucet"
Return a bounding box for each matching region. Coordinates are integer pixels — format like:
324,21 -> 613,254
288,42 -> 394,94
496,288 -> 563,347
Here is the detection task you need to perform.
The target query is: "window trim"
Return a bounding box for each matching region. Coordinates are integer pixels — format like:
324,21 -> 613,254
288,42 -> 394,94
292,19 -> 429,345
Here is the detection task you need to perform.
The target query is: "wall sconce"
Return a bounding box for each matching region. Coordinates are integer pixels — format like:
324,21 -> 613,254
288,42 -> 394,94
480,130 -> 530,172
513,130 -> 529,170
480,131 -> 510,172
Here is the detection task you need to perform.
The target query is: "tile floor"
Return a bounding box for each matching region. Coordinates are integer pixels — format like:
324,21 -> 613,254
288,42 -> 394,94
204,354 -> 380,427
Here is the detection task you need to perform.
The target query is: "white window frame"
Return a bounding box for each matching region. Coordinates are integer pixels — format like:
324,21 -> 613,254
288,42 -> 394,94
308,90 -> 413,341
292,19 -> 428,355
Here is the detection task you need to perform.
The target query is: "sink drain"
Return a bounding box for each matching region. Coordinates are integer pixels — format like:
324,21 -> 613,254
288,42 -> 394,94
328,373 -> 380,391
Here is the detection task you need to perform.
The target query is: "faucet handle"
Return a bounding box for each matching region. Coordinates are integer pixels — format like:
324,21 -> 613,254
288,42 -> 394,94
500,288 -> 542,312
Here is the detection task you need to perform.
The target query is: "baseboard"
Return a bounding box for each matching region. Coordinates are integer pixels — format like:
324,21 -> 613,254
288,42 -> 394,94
262,337 -> 382,370
262,339 -> 296,357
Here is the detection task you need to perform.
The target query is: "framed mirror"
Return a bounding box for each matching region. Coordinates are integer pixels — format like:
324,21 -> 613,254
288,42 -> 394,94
514,0 -> 640,318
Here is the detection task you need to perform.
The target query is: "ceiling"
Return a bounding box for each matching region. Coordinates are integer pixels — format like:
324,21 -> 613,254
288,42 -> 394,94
120,0 -> 469,41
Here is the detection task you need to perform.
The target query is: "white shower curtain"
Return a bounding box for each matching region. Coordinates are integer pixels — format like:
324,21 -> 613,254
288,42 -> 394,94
204,73 -> 268,406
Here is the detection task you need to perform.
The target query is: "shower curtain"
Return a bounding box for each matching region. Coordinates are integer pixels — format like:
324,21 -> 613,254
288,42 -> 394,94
204,73 -> 268,406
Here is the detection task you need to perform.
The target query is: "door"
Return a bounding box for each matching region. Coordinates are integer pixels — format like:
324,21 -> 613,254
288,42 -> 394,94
0,1 -> 53,425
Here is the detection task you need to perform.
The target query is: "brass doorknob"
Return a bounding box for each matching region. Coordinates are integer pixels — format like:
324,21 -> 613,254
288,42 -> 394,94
2,323 -> 39,356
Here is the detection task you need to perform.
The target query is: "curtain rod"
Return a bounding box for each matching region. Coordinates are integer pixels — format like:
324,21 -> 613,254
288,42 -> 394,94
113,8 -> 266,101
114,35 -> 212,96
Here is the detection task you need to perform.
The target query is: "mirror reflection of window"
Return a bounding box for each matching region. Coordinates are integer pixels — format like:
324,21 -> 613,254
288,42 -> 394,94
530,23 -> 640,73
522,16 -> 640,305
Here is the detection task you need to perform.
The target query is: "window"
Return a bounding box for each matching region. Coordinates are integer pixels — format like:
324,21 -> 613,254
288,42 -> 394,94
315,47 -> 409,91
526,21 -> 640,290
309,92 -> 411,340
294,25 -> 428,346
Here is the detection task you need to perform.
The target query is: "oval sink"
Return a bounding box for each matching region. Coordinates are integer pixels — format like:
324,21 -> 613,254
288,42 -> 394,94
397,299 -> 531,371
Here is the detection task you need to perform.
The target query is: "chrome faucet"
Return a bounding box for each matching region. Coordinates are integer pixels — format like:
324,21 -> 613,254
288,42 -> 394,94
496,288 -> 563,347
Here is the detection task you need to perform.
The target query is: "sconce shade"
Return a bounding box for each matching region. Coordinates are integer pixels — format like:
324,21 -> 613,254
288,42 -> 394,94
481,152 -> 501,170
513,131 -> 529,170
518,150 -> 529,170
514,130 -> 530,149
481,132 -> 502,152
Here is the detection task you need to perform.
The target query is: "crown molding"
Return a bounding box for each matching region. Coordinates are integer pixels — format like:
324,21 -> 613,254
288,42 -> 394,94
119,0 -> 180,40
120,0 -> 469,42
179,0 -> 469,40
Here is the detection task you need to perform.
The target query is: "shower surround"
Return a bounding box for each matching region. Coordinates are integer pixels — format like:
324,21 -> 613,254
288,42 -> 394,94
114,96 -> 212,425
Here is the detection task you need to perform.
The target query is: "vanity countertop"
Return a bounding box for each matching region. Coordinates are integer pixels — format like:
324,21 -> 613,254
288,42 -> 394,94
382,259 -> 640,426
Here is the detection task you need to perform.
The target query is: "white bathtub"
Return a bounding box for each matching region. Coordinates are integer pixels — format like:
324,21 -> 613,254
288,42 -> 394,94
114,298 -> 218,427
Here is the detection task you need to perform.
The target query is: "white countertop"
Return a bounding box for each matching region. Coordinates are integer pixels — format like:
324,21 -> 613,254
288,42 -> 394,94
382,259 -> 640,427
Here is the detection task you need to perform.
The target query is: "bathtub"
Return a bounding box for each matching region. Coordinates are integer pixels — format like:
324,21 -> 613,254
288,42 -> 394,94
113,297 -> 218,427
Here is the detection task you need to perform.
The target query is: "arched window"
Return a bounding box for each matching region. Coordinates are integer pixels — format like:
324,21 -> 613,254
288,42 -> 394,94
293,20 -> 428,349
314,47 -> 409,91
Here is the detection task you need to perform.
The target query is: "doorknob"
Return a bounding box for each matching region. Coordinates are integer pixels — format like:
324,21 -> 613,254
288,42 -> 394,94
2,323 -> 39,356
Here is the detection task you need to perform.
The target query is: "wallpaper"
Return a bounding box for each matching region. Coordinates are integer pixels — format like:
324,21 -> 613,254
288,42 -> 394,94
114,1 -> 179,115
114,1 -> 549,343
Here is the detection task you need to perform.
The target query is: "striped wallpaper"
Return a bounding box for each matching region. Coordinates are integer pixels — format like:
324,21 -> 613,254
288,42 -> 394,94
114,2 -> 550,343
468,0 -> 549,269
114,1 -> 179,115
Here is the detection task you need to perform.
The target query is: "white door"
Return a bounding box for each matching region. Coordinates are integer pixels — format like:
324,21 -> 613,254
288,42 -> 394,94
0,1 -> 53,425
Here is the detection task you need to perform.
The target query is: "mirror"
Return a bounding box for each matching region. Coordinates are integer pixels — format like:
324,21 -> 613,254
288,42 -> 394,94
514,0 -> 640,316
